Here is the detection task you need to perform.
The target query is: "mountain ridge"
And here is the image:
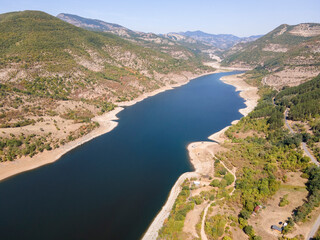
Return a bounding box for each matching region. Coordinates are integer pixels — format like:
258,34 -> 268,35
57,13 -> 210,61
176,30 -> 262,49
57,13 -> 261,59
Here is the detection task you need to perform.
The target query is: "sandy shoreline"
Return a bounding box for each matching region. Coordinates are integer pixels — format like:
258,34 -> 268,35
0,71 -> 219,182
142,73 -> 259,239
0,107 -> 122,182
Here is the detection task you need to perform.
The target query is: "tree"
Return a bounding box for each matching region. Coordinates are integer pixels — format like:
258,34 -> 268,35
239,209 -> 251,220
210,179 -> 220,187
243,225 -> 255,237
224,173 -> 235,186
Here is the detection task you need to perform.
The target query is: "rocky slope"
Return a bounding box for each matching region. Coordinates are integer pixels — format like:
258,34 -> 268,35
222,23 -> 320,88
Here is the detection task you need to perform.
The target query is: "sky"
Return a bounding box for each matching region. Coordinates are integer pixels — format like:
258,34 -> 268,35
1,0 -> 320,37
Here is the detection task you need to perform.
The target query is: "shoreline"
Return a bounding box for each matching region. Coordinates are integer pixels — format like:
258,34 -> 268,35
142,73 -> 259,239
0,70 -> 218,182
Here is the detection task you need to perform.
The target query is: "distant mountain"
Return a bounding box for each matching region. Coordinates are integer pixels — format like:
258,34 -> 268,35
176,30 -> 262,50
161,32 -> 219,59
57,14 -> 261,61
222,23 -> 320,88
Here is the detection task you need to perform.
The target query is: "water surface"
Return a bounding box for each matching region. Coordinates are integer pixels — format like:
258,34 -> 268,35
0,72 -> 245,240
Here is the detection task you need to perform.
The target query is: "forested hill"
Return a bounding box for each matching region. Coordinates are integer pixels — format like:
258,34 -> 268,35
0,10 -> 210,101
275,74 -> 320,162
275,74 -> 320,121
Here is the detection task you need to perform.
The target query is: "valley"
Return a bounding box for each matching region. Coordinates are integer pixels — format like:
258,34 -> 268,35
0,7 -> 319,240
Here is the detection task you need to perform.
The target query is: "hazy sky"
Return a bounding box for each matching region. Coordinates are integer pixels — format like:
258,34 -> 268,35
1,0 -> 320,37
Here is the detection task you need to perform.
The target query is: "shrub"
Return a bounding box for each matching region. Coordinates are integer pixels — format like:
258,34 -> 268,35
279,194 -> 290,207
210,179 -> 220,187
223,173 -> 235,186
243,225 -> 255,237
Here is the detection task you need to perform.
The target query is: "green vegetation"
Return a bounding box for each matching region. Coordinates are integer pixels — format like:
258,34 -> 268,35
210,160 -> 234,189
157,73 -> 320,239
61,109 -> 94,123
279,194 -> 290,207
0,121 -> 98,162
210,179 -> 220,187
224,173 -> 235,186
214,159 -> 228,177
275,75 -> 320,120
145,71 -> 319,239
0,10 -> 212,124
0,10 -> 210,76
0,133 -> 52,161
282,217 -> 295,234
218,75 -> 320,238
275,74 -> 320,161
158,180 -> 194,239
293,166 -> 320,222
200,190 -> 216,201
0,118 -> 35,128
205,214 -> 228,239
0,10 -> 215,165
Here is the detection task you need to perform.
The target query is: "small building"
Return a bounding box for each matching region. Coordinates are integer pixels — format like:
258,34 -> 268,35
254,205 -> 261,212
193,181 -> 201,187
271,225 -> 282,233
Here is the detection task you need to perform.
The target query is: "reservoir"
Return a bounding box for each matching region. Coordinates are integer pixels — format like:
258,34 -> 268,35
0,72 -> 245,240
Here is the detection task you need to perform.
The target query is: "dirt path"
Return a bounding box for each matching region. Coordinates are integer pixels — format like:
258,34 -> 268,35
201,202 -> 211,240
284,109 -> 294,134
200,161 -> 237,240
302,142 -> 319,167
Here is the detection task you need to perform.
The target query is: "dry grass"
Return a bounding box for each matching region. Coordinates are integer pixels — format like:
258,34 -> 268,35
248,173 -> 308,240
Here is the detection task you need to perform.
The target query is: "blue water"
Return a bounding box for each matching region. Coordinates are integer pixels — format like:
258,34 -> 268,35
0,72 -> 245,240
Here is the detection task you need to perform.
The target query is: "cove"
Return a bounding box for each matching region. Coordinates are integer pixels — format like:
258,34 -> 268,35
0,71 -> 245,240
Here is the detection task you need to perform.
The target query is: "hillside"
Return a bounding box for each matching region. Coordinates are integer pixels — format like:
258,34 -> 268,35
0,11 -> 209,98
0,10 -> 212,162
221,23 -> 320,88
